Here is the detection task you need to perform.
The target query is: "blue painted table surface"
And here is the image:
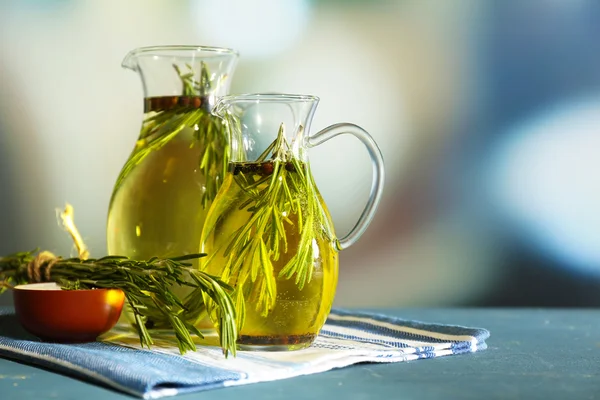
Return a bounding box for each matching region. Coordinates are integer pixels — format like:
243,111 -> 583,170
1,308 -> 599,400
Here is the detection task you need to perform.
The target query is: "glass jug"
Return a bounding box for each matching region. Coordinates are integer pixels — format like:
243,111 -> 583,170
200,94 -> 385,350
106,45 -> 238,326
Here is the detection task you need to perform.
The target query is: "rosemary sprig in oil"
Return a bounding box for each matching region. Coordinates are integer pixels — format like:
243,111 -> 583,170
203,124 -> 335,324
112,62 -> 229,208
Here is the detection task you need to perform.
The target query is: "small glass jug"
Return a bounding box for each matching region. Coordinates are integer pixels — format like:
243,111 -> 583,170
200,94 -> 385,350
106,45 -> 238,326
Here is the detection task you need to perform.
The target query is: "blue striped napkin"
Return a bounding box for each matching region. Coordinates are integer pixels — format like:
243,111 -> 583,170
0,307 -> 489,399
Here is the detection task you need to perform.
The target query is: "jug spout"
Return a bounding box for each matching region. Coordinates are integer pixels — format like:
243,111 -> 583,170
121,48 -> 139,71
121,45 -> 239,103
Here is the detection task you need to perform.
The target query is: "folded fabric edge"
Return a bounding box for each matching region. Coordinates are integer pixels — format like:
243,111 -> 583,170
216,344 -> 479,392
330,308 -> 491,341
0,343 -> 144,398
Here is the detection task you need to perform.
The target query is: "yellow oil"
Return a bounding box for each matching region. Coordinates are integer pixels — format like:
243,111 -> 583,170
107,100 -> 225,325
107,128 -> 207,262
200,163 -> 339,349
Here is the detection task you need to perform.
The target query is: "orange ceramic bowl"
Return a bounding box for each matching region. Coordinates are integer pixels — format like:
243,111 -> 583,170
13,282 -> 125,343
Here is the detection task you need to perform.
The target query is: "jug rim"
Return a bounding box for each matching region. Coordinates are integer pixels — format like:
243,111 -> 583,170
217,93 -> 320,103
127,45 -> 239,55
122,45 -> 239,68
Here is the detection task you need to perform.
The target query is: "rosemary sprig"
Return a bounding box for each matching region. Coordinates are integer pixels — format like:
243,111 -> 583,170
112,62 -> 229,208
0,205 -> 238,357
0,252 -> 236,356
173,62 -> 230,207
202,124 -> 336,324
194,111 -> 230,208
173,62 -> 212,97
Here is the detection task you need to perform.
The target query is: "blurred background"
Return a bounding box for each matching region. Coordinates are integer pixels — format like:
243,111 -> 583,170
1,0 -> 599,308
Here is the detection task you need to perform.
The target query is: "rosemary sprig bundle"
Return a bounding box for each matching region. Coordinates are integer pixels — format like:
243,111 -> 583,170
203,124 -> 335,325
113,62 -> 229,208
0,205 -> 238,357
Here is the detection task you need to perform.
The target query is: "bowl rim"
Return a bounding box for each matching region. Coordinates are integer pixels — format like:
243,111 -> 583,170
13,282 -> 116,292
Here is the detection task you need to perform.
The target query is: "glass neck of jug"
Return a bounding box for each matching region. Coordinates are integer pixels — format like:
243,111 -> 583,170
122,45 -> 238,112
213,94 -> 319,163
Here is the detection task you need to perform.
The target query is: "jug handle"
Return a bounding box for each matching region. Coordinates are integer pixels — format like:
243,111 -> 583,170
307,123 -> 385,251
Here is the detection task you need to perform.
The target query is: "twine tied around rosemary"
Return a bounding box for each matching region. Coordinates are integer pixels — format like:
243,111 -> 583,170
26,251 -> 58,283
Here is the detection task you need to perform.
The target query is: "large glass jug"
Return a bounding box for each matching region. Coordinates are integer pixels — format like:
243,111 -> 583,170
200,94 -> 385,350
106,46 -> 238,326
